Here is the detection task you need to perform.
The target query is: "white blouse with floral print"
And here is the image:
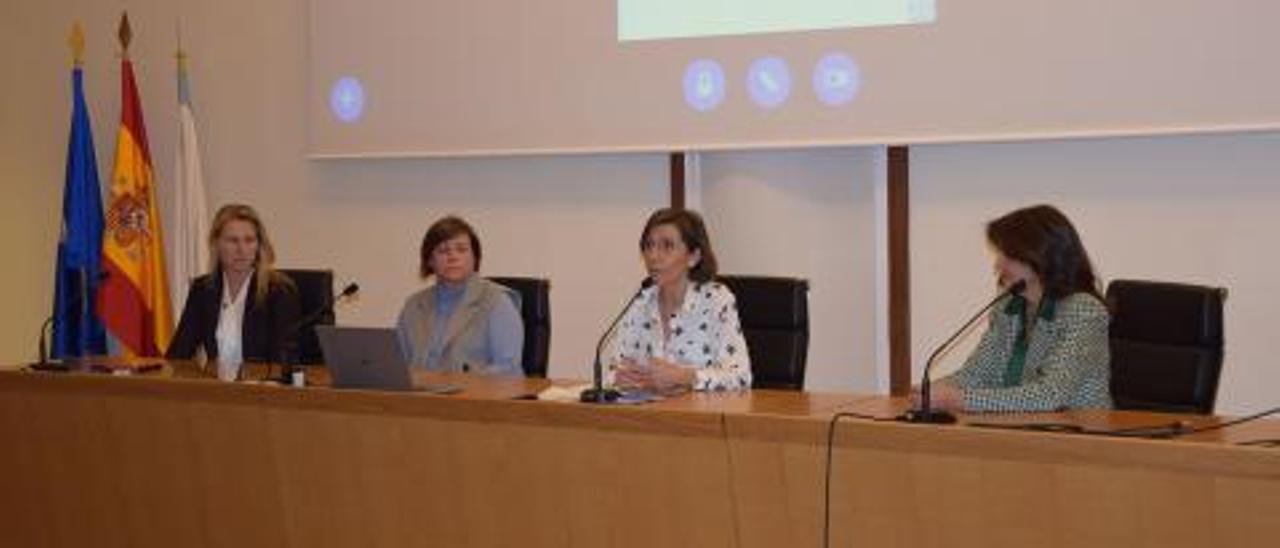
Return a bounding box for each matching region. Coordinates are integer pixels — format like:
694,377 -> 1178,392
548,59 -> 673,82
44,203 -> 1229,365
603,280 -> 752,391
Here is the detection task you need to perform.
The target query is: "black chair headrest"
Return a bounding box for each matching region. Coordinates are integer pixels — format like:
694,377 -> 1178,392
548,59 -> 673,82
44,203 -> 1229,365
1106,280 -> 1225,347
716,275 -> 809,329
488,277 -> 551,324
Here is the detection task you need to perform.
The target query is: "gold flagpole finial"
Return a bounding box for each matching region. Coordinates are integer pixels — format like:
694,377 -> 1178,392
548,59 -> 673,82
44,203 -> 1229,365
118,11 -> 133,55
70,21 -> 86,67
175,19 -> 187,71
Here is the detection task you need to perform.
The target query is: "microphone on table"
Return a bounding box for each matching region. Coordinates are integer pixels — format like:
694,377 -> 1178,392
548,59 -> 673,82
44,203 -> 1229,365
581,277 -> 653,403
31,270 -> 110,372
898,280 -> 1027,424
274,282 -> 359,384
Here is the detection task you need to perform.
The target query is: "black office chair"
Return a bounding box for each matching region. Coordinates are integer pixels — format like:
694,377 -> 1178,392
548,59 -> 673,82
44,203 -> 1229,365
1106,279 -> 1226,414
279,269 -> 335,366
717,275 -> 810,391
488,276 -> 551,378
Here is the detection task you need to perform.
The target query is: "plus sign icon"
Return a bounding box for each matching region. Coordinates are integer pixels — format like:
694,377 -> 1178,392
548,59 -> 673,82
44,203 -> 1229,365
330,76 -> 366,123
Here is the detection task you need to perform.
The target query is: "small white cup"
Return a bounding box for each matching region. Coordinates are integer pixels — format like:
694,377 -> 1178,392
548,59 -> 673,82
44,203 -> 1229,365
216,359 -> 242,382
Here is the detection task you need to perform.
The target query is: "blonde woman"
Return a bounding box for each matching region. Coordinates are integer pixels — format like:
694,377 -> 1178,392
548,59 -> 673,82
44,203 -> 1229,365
167,204 -> 300,377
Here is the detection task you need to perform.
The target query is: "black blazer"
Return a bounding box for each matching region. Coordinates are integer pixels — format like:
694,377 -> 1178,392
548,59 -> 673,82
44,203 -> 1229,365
166,272 -> 302,363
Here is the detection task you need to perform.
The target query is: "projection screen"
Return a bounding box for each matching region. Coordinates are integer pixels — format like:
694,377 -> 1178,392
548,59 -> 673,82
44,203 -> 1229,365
309,0 -> 1280,157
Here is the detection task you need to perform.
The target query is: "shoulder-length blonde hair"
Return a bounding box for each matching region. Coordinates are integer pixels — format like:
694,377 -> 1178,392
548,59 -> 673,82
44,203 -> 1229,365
208,204 -> 292,305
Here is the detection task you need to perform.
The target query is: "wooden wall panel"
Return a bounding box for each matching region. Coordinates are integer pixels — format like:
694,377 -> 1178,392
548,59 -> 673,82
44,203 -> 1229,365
2,369 -> 1279,548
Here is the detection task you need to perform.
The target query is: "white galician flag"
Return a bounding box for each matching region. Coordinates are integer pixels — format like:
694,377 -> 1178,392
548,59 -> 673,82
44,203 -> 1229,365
169,48 -> 209,313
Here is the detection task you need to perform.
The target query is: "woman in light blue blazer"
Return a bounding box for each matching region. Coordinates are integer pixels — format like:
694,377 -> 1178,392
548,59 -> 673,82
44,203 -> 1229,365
396,216 -> 524,376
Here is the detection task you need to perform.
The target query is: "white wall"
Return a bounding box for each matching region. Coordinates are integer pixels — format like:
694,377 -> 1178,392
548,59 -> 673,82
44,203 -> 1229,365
285,155 -> 669,380
4,1 -> 1279,413
698,148 -> 879,393
0,0 -> 670,381
911,132 -> 1280,414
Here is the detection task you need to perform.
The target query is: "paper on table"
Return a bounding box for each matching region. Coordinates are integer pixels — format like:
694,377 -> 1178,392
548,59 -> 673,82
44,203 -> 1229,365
538,384 -> 594,402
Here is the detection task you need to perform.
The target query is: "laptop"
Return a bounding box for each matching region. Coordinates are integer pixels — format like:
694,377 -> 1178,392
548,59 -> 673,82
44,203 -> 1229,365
316,326 -> 461,394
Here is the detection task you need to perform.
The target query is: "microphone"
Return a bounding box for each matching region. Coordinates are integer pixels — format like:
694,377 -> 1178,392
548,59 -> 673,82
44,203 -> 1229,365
32,317 -> 60,371
899,279 -> 1027,424
35,318 -> 55,369
581,277 -> 654,403
337,282 -> 360,299
31,270 -> 109,371
273,282 -> 359,383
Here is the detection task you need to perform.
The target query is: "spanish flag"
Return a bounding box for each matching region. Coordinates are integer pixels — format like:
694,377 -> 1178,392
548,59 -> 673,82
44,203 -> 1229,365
97,13 -> 173,356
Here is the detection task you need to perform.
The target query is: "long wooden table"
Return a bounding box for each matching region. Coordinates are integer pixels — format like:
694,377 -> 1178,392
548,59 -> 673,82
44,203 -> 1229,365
1,361 -> 1277,548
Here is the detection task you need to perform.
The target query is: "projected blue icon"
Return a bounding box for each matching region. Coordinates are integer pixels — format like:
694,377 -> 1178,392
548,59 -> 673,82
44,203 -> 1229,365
683,59 -> 726,112
747,57 -> 792,109
329,76 -> 366,123
813,53 -> 862,106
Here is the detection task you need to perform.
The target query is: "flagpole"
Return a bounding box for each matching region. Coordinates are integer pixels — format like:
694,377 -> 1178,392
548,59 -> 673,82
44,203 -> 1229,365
100,9 -> 177,356
113,10 -> 131,358
71,23 -> 86,353
171,16 -> 210,317
53,21 -> 108,359
176,17 -> 186,76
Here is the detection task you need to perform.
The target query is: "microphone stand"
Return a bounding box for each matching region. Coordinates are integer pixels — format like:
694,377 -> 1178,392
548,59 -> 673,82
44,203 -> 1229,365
581,280 -> 651,403
31,317 -> 61,371
31,267 -> 100,372
899,280 -> 1026,424
276,283 -> 358,384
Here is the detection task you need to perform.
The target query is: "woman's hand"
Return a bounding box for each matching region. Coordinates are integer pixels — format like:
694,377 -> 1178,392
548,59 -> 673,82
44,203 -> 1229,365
614,357 -> 649,389
614,357 -> 695,394
646,357 -> 695,394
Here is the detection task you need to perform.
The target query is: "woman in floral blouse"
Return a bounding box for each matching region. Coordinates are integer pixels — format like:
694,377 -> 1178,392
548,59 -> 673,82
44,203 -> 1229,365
928,204 -> 1112,412
604,208 -> 752,393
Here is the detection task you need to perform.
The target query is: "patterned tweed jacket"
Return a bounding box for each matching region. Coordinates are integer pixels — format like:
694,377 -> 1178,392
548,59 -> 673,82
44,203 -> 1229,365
941,291 -> 1112,412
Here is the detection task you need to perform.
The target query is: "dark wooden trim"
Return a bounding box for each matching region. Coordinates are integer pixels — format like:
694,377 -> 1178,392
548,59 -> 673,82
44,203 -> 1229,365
669,152 -> 686,208
888,146 -> 911,396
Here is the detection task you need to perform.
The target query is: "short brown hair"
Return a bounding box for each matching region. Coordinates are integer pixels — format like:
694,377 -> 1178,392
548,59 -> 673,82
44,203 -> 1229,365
419,215 -> 482,278
639,208 -> 718,283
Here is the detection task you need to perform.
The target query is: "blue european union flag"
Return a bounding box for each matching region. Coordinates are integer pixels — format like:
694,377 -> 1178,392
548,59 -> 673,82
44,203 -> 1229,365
51,66 -> 107,358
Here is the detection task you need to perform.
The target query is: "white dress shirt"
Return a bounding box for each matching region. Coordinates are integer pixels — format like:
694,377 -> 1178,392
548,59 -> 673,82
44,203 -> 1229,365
215,271 -> 252,380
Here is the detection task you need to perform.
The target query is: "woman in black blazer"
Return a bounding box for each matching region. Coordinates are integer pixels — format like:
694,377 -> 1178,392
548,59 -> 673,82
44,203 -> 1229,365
167,204 -> 300,378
